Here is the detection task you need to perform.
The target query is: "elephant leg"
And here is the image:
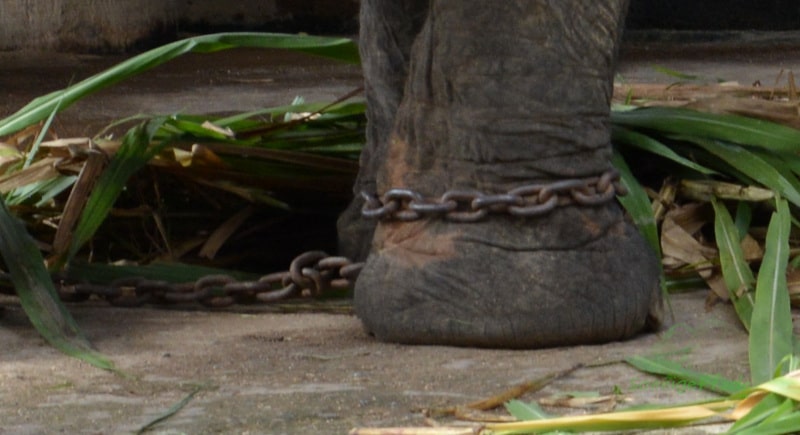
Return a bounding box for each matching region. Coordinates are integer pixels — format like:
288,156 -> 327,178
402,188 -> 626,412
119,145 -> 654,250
354,0 -> 665,348
337,0 -> 429,261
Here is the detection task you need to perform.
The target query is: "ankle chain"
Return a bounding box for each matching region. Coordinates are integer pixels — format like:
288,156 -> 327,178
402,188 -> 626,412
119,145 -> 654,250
361,169 -> 625,222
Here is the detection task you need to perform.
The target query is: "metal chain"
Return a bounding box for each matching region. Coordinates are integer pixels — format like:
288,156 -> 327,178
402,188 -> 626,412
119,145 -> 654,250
51,251 -> 364,308
0,170 -> 624,307
360,169 -> 625,222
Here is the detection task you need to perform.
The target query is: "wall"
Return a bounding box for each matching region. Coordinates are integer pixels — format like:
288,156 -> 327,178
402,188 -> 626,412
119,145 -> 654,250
0,0 -> 358,52
0,0 -> 180,51
627,0 -> 800,30
0,1 -> 796,52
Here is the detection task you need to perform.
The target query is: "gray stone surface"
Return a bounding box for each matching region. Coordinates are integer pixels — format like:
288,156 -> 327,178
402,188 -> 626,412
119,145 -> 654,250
0,292 -> 752,433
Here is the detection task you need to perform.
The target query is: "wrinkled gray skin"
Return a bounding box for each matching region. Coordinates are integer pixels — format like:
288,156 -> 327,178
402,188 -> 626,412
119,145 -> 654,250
338,0 -> 665,348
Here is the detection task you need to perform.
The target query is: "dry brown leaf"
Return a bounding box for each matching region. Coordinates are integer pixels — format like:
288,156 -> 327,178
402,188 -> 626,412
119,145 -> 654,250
190,144 -> 227,167
651,181 -> 677,223
740,234 -> 764,262
704,274 -> 730,302
165,145 -> 228,168
201,120 -> 235,138
680,180 -> 774,203
0,143 -> 23,172
453,407 -> 516,422
198,206 -> 255,259
730,391 -> 769,420
666,202 -> 711,236
538,393 -> 619,409
613,82 -> 797,103
4,123 -> 43,149
350,428 -> 480,435
786,267 -> 800,308
660,212 -> 716,276
687,96 -> 800,130
50,150 -> 109,259
172,147 -> 192,167
159,236 -> 206,261
39,137 -> 92,149
0,156 -> 62,193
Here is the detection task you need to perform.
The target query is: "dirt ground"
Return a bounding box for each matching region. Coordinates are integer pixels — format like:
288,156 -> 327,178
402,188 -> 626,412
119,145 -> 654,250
1,32 -> 800,434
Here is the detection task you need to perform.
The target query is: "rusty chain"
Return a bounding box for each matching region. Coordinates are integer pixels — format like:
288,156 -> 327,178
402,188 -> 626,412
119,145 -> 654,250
50,251 -> 364,308
360,169 -> 625,222
0,170 -> 625,307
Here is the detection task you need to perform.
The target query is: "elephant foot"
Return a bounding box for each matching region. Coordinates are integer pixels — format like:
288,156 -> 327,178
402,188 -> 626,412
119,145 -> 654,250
354,204 -> 664,348
337,197 -> 376,262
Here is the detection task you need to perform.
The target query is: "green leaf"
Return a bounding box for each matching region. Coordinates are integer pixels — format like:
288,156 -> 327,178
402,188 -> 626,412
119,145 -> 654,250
611,150 -> 661,257
749,198 -> 794,385
65,118 -> 168,263
0,198 -> 115,371
611,126 -> 716,175
611,150 -> 669,308
612,107 -> 800,153
733,410 -> 800,435
747,148 -> 800,201
167,118 -> 233,140
626,355 -> 746,395
6,175 -> 78,207
0,33 -> 359,137
214,100 -> 365,129
504,401 -> 572,435
66,260 -> 259,284
505,399 -> 551,420
135,384 -> 208,434
686,139 -> 800,208
711,198 -> 755,331
727,393 -> 786,433
734,202 -> 752,240
760,396 -> 797,424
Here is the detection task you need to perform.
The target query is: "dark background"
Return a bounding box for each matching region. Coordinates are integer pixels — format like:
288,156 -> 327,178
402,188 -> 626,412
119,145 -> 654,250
626,0 -> 800,30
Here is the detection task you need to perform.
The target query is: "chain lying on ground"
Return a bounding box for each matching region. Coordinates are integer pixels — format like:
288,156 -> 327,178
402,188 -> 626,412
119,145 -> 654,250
20,170 -> 623,307
52,251 -> 364,308
360,169 -> 625,222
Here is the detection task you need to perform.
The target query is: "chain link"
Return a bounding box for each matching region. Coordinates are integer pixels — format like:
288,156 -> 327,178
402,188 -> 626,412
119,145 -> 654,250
49,251 -> 364,308
0,170 -> 625,307
360,169 -> 625,222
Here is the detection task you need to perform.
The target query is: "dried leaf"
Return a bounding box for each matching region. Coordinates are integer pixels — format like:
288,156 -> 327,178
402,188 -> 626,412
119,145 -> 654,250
687,96 -> 800,130
788,268 -> 800,308
681,179 -> 775,203
39,137 -> 93,148
740,234 -> 764,262
0,142 -> 23,171
538,393 -> 619,409
660,212 -> 716,276
200,120 -> 234,138
51,150 -> 109,259
198,206 -> 255,259
667,202 -> 711,236
172,147 -> 192,167
0,157 -> 62,193
452,407 -> 516,423
190,144 -> 227,167
705,274 -> 731,301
